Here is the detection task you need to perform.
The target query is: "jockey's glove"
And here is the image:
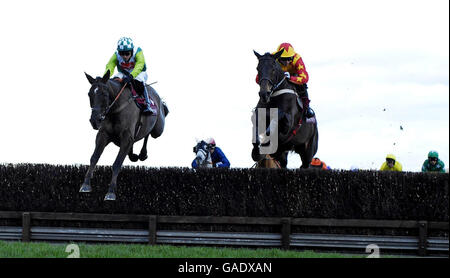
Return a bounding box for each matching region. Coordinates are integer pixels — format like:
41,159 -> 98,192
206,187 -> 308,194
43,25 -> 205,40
122,75 -> 133,84
284,72 -> 290,79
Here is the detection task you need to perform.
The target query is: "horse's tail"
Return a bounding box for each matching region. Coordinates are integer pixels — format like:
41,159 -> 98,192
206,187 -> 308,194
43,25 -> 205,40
310,122 -> 319,157
162,101 -> 169,117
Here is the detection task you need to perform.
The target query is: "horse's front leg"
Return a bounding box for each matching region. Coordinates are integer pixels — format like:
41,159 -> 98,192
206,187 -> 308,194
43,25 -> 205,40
295,144 -> 310,169
128,144 -> 139,162
138,134 -> 149,161
275,151 -> 288,168
251,143 -> 264,162
80,131 -> 110,193
104,132 -> 134,201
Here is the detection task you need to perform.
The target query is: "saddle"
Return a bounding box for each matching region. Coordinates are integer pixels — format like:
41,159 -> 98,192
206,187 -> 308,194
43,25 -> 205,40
111,77 -> 158,113
130,83 -> 158,113
272,88 -> 316,124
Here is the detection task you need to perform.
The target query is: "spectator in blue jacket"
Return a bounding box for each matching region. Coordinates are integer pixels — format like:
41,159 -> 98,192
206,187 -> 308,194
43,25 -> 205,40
192,138 -> 230,168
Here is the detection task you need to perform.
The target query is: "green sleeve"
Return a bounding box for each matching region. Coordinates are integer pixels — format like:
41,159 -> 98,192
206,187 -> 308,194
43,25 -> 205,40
439,161 -> 445,172
105,53 -> 117,76
421,161 -> 428,172
131,50 -> 146,78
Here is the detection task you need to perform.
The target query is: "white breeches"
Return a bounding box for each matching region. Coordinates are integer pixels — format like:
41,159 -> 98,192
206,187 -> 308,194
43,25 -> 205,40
114,71 -> 148,83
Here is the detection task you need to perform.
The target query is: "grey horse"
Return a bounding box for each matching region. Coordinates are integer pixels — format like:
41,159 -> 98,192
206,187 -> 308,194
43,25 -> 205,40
80,70 -> 169,200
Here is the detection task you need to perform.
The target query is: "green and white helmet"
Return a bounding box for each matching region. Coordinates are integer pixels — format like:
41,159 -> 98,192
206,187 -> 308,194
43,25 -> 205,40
428,150 -> 439,159
117,37 -> 134,52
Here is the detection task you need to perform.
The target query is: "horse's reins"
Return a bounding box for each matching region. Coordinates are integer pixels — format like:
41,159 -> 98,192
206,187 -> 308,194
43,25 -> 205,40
100,80 -> 159,121
259,76 -> 286,100
99,82 -> 129,121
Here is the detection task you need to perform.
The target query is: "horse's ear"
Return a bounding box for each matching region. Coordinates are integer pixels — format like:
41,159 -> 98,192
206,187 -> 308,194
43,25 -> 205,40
253,50 -> 262,59
85,72 -> 96,84
273,49 -> 284,60
102,70 -> 110,83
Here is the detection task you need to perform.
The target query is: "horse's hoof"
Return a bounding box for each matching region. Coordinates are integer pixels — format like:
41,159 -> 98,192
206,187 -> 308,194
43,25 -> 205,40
139,153 -> 148,161
104,192 -> 116,201
79,184 -> 92,193
129,153 -> 139,162
251,148 -> 261,162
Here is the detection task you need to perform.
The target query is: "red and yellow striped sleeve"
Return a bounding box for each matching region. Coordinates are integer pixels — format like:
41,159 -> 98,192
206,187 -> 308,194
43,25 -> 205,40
289,54 -> 309,85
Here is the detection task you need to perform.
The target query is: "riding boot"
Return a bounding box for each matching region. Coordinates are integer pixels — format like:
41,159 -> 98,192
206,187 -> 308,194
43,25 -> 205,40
295,84 -> 314,118
141,82 -> 157,114
300,87 -> 315,118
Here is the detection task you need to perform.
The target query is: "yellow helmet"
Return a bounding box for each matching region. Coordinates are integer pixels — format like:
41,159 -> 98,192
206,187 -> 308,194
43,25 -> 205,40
276,43 -> 295,58
386,154 -> 396,161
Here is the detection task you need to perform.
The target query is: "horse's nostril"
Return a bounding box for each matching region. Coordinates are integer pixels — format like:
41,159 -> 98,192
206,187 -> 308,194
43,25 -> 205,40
259,92 -> 267,100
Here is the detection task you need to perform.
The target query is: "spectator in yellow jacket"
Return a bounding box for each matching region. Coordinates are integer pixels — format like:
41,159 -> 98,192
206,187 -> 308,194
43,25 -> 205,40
380,154 -> 403,171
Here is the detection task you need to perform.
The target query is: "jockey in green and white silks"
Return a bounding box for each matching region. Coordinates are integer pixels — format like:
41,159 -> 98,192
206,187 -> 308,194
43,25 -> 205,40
105,37 -> 156,114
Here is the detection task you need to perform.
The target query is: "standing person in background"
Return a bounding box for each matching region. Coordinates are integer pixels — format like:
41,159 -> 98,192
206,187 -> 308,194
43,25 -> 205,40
422,150 -> 445,173
380,154 -> 403,171
192,138 -> 230,168
310,157 -> 328,170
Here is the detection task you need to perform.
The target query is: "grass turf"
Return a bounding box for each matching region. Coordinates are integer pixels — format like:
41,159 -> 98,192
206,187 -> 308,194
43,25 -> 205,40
0,240 -> 371,258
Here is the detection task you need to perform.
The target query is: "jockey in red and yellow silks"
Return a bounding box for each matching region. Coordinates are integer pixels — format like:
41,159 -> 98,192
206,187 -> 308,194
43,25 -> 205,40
256,42 -> 314,118
274,43 -> 309,85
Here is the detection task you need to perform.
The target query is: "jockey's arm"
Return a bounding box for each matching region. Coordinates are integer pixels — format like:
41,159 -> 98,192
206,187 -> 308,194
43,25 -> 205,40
288,55 -> 309,85
191,158 -> 198,169
105,53 -> 117,76
131,50 -> 146,78
214,148 -> 230,168
421,161 -> 428,172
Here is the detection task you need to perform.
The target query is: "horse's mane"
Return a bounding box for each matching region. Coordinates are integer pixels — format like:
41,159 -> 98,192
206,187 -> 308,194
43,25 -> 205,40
107,79 -> 123,91
258,52 -> 284,74
259,52 -> 274,59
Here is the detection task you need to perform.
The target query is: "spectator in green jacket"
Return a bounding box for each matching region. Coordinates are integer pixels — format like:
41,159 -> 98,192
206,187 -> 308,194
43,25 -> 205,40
422,150 -> 445,173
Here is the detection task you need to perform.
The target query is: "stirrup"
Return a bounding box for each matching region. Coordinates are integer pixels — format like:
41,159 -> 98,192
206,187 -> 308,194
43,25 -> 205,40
143,105 -> 157,114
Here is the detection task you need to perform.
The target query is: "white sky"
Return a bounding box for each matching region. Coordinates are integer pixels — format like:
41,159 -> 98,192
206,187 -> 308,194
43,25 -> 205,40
0,0 -> 448,172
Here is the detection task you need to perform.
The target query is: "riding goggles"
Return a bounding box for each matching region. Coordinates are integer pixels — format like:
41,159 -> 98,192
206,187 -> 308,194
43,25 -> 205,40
279,57 -> 293,62
119,51 -> 132,56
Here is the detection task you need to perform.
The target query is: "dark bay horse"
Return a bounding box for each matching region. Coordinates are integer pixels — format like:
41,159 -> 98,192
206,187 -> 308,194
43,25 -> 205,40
80,70 -> 169,200
251,50 -> 318,168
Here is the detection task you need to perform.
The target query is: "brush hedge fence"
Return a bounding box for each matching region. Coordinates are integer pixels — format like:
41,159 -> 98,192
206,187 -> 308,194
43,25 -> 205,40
0,163 -> 447,222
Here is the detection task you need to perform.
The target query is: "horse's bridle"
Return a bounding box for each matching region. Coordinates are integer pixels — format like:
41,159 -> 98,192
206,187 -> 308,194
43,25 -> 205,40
258,75 -> 286,101
94,82 -> 129,122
